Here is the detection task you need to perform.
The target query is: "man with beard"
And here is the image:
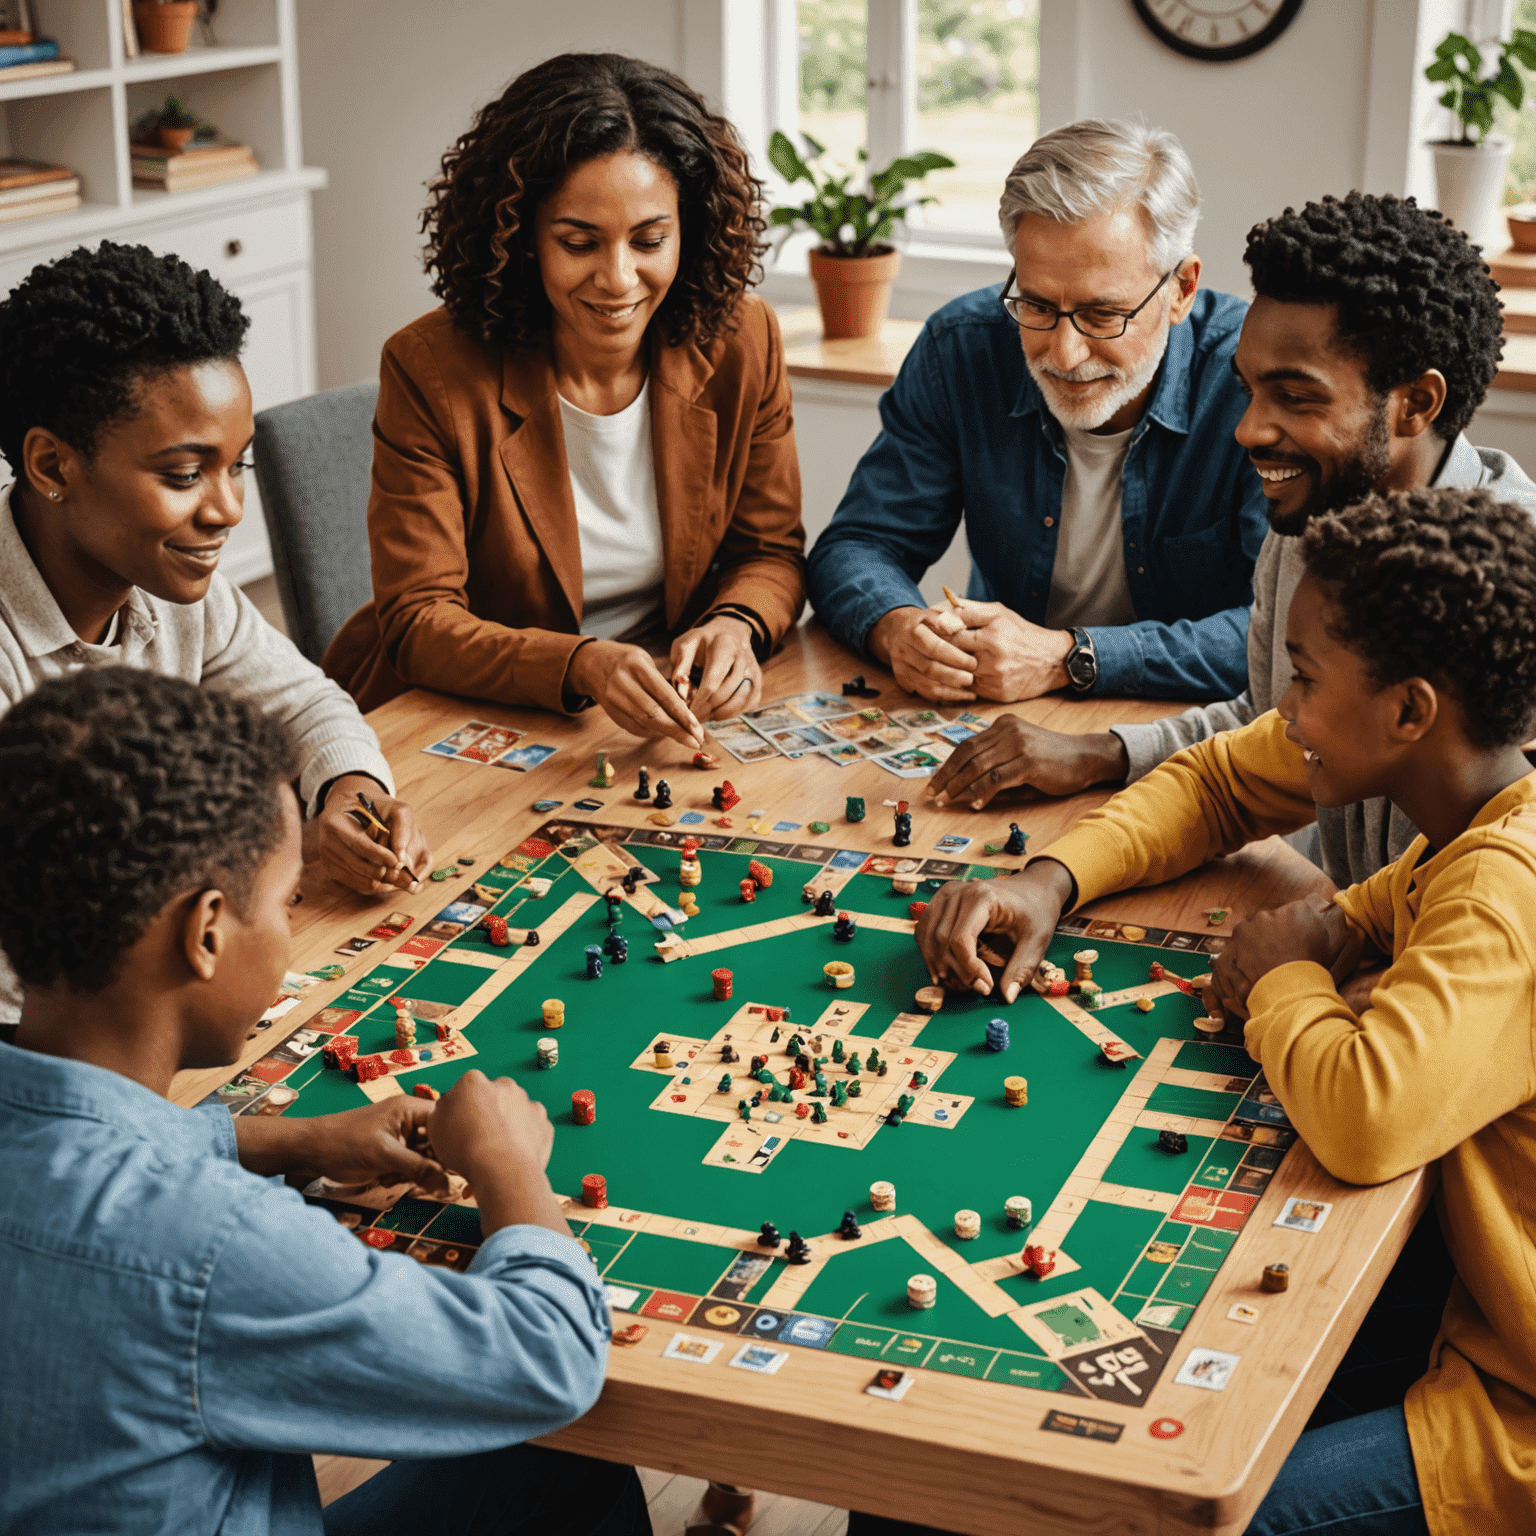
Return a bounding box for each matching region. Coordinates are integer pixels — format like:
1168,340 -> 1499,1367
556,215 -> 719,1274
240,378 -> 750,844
806,118 -> 1267,708
931,191 -> 1536,886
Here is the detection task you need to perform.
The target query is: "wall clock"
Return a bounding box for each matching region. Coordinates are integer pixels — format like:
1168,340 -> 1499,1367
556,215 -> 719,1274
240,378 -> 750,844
1130,0 -> 1305,63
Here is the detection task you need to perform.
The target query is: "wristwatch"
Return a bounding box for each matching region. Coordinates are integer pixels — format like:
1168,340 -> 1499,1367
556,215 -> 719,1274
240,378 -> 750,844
1064,627 -> 1098,694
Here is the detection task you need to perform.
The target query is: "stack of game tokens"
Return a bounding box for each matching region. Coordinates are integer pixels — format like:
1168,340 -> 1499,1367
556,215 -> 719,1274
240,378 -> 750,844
537,1038 -> 559,1070
1073,948 -> 1098,984
653,1042 -> 674,1070
870,1180 -> 897,1212
1005,1195 -> 1033,1230
679,893 -> 699,917
907,1274 -> 937,1309
1004,1075 -> 1029,1107
679,844 -> 701,887
394,1007 -> 417,1049
542,998 -> 565,1029
483,914 -> 510,947
571,1090 -> 596,1125
581,1173 -> 607,1209
985,1018 -> 1010,1051
954,1209 -> 981,1241
713,968 -> 734,1001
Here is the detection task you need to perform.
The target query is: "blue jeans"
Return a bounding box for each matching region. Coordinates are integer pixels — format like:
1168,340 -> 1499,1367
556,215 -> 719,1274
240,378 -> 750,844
322,1444 -> 652,1536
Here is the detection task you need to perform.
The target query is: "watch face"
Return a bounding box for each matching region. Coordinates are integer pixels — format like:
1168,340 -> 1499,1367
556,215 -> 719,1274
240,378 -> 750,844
1131,0 -> 1304,63
1067,649 -> 1096,688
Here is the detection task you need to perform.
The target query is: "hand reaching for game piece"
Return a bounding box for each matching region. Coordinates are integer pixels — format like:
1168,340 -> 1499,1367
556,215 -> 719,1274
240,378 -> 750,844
233,1097 -> 450,1195
316,773 -> 433,896
867,606 -> 978,703
567,639 -> 706,750
669,614 -> 763,722
927,714 -> 1129,809
1208,897 -> 1368,1020
915,859 -> 1077,1001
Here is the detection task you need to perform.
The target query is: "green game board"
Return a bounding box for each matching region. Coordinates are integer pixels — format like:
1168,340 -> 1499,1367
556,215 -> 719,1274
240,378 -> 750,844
223,821 -> 1299,1409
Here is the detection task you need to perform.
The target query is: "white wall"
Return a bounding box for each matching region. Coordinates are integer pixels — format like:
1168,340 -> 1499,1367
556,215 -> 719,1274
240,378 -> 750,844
297,1 -> 687,389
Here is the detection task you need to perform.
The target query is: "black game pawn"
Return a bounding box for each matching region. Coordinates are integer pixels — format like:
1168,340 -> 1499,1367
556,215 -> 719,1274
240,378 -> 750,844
758,1222 -> 782,1248
634,766 -> 651,801
795,1052 -> 812,1074
1004,822 -> 1026,856
813,889 -> 837,917
1158,1130 -> 1189,1155
785,1230 -> 812,1265
653,778 -> 672,809
720,1043 -> 738,1064
893,811 -> 912,848
838,1210 -> 863,1241
832,912 -> 857,942
621,868 -> 639,895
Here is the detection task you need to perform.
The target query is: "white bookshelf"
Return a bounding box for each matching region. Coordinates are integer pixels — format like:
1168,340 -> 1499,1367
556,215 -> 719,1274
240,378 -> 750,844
0,0 -> 326,585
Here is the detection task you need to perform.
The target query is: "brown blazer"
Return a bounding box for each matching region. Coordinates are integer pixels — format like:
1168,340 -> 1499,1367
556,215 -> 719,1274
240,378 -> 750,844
324,293 -> 806,714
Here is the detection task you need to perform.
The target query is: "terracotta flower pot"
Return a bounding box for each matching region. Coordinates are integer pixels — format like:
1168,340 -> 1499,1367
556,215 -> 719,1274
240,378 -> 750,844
133,1 -> 198,54
1507,202 -> 1536,252
157,125 -> 194,152
808,247 -> 901,340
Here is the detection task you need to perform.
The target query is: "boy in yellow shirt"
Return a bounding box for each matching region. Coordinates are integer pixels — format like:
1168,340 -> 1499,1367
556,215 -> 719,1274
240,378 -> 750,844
913,486 -> 1536,1534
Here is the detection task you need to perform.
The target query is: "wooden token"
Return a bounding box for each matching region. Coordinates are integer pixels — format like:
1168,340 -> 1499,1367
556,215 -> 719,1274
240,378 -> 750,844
914,985 -> 945,1013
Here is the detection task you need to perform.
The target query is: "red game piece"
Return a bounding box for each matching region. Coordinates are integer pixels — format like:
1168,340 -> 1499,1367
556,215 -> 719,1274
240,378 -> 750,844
789,1069 -> 807,1090
614,1322 -> 649,1347
1022,1244 -> 1058,1279
739,878 -> 757,903
483,914 -> 510,947
747,859 -> 772,888
793,1102 -> 811,1118
323,1035 -> 358,1069
766,1006 -> 784,1022
571,1089 -> 596,1125
1150,1417 -> 1185,1440
713,968 -> 733,1001
582,1173 -> 608,1209
435,1020 -> 454,1042
389,1048 -> 416,1067
1148,961 -> 1166,981
681,836 -> 701,856
361,1228 -> 395,1249
412,1083 -> 440,1101
713,780 -> 740,811
354,1053 -> 386,1082
908,901 -> 928,920
692,751 -> 719,770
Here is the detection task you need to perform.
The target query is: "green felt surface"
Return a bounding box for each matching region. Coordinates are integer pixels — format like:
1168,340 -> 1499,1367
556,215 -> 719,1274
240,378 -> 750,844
285,842 -> 1273,1372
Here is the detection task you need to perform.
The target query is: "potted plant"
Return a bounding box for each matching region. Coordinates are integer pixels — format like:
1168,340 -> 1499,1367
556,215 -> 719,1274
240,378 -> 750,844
131,94 -> 214,153
131,0 -> 199,55
767,131 -> 954,340
1425,27 -> 1536,246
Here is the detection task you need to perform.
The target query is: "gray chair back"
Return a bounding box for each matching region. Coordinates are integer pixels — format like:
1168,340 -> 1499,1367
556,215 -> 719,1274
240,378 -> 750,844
252,382 -> 380,664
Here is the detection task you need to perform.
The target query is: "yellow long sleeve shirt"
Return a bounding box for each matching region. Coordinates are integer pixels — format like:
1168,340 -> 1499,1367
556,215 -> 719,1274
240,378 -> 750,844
1044,711 -> 1536,1535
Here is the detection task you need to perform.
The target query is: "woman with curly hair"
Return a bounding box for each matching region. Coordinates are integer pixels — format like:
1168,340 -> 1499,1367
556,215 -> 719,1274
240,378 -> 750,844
324,53 -> 806,743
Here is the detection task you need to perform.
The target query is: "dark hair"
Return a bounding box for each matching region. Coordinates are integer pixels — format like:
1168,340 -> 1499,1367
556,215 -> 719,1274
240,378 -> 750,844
1244,192 -> 1503,442
422,52 -> 765,352
0,240 -> 249,486
0,669 -> 298,993
1302,486 -> 1536,749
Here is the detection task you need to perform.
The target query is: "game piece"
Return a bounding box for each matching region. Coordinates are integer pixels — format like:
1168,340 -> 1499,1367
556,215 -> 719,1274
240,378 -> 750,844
758,1222 -> 781,1247
711,967 -> 734,1003
884,1106 -> 904,1127
482,914 -> 510,947
985,1017 -> 1010,1051
754,1066 -> 774,1085
585,945 -> 603,980
542,998 -> 565,1028
353,1053 -> 385,1082
793,1102 -> 811,1118
737,1100 -> 751,1121
1005,1195 -> 1032,1230
458,856 -> 476,867
877,1061 -> 888,1077
692,750 -> 718,770
812,1102 -> 828,1124
845,795 -> 866,822
590,751 -> 615,788
839,1210 -> 863,1241
865,1367 -> 915,1402
1004,1075 -> 1028,1106
614,1323 -> 649,1348
605,889 -> 624,918
739,877 -> 757,903
1021,1244 -> 1057,1279
1032,959 -> 1069,996
652,778 -> 672,809
892,807 -> 911,847
809,820 -> 830,834
1078,982 -> 1103,1010
954,1209 -> 980,1241
621,867 -> 639,896
1073,949 -> 1098,985
823,960 -> 855,989
430,866 -> 455,882
571,1089 -> 596,1125
648,810 -> 675,826
831,1081 -> 848,1107
831,1038 -> 845,1063
842,674 -> 878,697
1136,996 -> 1155,1012
892,874 -> 919,896
712,780 -> 740,811
909,1071 -> 928,1089
1205,907 -> 1230,925
832,910 -> 857,942
582,1173 -> 608,1209
869,1180 -> 896,1213
720,1043 -> 738,1064
1004,822 -> 1027,856
907,1273 -> 937,1309
813,1071 -> 828,1094
785,1230 -> 813,1264
393,1008 -> 417,1049
1158,1130 -> 1189,1155
322,1035 -> 358,1070
1097,1041 -> 1128,1069
812,889 -> 837,918
537,1037 -> 559,1069
435,1020 -> 455,1043
678,893 -> 699,917
634,767 -> 651,800
787,1068 -> 806,1091
653,1041 -> 674,1070
717,1072 -> 732,1093
411,1083 -> 440,1101
747,858 -> 772,889
509,926 -> 540,948
1262,1262 -> 1291,1293
604,933 -> 629,964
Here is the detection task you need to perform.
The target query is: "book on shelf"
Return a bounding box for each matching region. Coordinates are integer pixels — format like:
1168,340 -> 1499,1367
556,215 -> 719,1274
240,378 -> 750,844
131,140 -> 258,193
0,173 -> 76,207
0,189 -> 79,224
0,30 -> 34,46
0,56 -> 73,81
0,37 -> 56,65
0,157 -> 73,191
119,0 -> 138,58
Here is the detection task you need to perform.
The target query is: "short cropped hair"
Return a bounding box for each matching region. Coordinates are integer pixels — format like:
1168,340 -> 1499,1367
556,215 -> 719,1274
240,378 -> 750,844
1244,193 -> 1503,442
998,117 -> 1200,271
0,669 -> 298,994
423,52 -> 765,353
0,241 -> 249,485
1303,487 -> 1536,749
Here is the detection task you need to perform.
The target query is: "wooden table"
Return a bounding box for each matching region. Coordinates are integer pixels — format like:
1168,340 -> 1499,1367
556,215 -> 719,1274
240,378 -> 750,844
172,624 -> 1429,1536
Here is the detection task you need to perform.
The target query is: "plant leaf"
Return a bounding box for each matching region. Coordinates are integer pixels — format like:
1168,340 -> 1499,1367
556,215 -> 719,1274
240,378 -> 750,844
801,131 -> 826,159
767,130 -> 809,185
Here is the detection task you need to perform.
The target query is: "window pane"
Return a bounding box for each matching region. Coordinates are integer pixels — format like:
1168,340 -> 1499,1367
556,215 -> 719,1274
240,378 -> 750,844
798,0 -> 867,169
1502,0 -> 1536,205
914,0 -> 1040,235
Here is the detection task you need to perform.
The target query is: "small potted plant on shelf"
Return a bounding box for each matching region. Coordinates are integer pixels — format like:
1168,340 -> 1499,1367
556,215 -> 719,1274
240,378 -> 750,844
131,94 -> 213,153
767,131 -> 954,340
1425,26 -> 1536,245
132,0 -> 200,55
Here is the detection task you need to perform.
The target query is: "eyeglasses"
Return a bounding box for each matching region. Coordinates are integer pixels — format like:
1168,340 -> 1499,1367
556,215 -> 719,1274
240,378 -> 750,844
1001,266 -> 1177,339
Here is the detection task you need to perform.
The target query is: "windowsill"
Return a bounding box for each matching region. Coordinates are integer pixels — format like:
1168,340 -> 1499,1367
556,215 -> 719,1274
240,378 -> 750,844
776,304 -> 922,387
1489,249 -> 1536,393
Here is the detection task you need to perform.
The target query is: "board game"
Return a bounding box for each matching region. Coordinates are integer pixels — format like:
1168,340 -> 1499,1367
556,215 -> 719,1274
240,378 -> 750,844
224,820 -> 1301,1413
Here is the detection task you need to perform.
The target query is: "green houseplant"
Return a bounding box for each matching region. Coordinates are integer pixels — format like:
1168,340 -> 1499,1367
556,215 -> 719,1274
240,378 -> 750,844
767,130 -> 954,339
1425,28 -> 1536,245
131,93 -> 212,153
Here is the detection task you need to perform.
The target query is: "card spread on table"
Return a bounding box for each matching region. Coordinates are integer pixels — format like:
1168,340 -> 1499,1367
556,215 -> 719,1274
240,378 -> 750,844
662,1332 -> 723,1365
491,743 -> 557,772
1173,1347 -> 1239,1391
728,1343 -> 788,1375
1273,1196 -> 1332,1234
865,1367 -> 915,1400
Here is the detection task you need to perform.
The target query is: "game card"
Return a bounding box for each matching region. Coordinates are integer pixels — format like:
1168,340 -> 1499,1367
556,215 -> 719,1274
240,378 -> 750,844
422,720 -> 497,758
1173,1347 -> 1239,1391
491,742 -> 557,772
604,1284 -> 643,1311
711,724 -> 780,764
334,936 -> 376,957
728,1343 -> 788,1375
1227,1303 -> 1261,1325
933,834 -> 972,854
889,707 -> 946,730
662,1332 -> 723,1365
817,742 -> 864,766
865,1367 -> 915,1401
1274,1196 -> 1333,1233
456,725 -> 524,763
366,911 -> 413,941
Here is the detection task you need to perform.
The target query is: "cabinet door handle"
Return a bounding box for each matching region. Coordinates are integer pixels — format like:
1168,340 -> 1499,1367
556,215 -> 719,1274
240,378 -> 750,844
225,238 -> 242,257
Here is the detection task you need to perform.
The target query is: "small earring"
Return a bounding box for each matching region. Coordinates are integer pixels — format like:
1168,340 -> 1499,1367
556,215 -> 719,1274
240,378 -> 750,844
47,491 -> 59,500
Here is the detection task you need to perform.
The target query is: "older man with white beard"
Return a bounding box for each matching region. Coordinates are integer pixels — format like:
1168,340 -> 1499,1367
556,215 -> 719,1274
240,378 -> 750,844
807,118 -> 1267,707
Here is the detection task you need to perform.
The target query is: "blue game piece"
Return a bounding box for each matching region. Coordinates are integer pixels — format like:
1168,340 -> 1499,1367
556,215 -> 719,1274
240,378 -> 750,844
985,1017 -> 1011,1052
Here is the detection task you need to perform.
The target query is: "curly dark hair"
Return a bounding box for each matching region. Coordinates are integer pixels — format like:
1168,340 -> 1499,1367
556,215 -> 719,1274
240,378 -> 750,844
0,240 -> 249,487
1244,192 -> 1503,442
1302,487 -> 1536,749
0,669 -> 298,994
422,53 -> 765,352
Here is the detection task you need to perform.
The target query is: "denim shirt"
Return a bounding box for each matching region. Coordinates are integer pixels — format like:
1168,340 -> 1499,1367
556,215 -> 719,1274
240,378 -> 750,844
805,285 -> 1269,700
0,1044 -> 610,1535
